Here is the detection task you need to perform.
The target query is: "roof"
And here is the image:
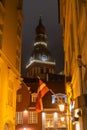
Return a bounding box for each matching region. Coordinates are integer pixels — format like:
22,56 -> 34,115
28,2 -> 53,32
23,74 -> 65,94
23,74 -> 65,109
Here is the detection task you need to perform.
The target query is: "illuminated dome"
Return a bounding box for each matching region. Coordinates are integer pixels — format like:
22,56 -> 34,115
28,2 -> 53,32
29,43 -> 55,63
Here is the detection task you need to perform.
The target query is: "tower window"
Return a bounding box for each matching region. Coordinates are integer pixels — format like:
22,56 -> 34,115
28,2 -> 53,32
46,68 -> 49,73
40,68 -> 43,73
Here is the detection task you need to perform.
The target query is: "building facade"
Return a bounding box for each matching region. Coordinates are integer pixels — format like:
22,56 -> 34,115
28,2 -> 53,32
59,0 -> 87,130
0,0 -> 23,129
16,75 -> 67,130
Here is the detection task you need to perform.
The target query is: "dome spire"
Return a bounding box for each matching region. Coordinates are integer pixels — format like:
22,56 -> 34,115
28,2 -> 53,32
39,15 -> 42,25
35,16 -> 47,42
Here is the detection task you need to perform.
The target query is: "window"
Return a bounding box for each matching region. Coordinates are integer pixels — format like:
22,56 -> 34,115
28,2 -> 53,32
17,94 -> 22,103
52,94 -> 67,104
76,123 -> 80,130
52,95 -> 55,104
45,113 -> 54,128
31,93 -> 37,102
42,112 -> 59,129
46,68 -> 49,73
16,112 -> 23,124
40,68 -> 43,74
28,111 -> 38,124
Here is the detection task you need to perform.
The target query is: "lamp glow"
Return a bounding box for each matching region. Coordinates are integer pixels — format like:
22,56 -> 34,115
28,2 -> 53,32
59,104 -> 65,112
23,128 -> 26,130
61,117 -> 65,122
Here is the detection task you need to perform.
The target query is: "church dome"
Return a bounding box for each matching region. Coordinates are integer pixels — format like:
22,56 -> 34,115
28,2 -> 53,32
26,17 -> 55,69
29,44 -> 55,63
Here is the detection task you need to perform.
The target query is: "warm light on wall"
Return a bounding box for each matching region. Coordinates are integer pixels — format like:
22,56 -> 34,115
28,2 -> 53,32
23,128 -> 26,130
23,110 -> 28,114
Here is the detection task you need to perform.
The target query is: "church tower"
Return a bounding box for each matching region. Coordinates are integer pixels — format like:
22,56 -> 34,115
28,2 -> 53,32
26,17 -> 56,79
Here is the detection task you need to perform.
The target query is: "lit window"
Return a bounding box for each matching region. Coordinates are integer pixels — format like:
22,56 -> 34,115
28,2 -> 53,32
28,111 -> 38,124
58,113 -> 67,128
16,112 -> 23,124
31,93 -> 37,102
76,123 -> 80,130
52,94 -> 67,104
17,94 -> 22,103
45,113 -> 54,128
52,95 -> 55,104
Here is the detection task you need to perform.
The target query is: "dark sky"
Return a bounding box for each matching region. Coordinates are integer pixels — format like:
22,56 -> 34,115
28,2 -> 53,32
21,0 -> 64,77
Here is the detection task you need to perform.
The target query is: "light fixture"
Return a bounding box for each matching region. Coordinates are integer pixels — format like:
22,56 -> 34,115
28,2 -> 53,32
58,104 -> 65,112
61,117 -> 65,122
23,110 -> 28,114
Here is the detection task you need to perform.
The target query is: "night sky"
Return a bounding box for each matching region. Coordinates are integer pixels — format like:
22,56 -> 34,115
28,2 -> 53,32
21,0 -> 64,77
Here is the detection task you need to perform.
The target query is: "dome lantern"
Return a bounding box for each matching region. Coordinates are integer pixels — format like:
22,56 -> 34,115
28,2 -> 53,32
35,17 -> 47,42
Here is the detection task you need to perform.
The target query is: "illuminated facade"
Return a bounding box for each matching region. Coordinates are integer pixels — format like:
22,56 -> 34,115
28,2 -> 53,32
0,0 -> 23,129
16,75 -> 66,130
59,0 -> 87,130
26,17 -> 56,79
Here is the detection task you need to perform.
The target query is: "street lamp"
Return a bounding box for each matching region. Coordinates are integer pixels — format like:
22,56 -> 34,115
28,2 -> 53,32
58,103 -> 65,112
61,117 -> 65,121
51,92 -> 68,129
55,94 -> 67,129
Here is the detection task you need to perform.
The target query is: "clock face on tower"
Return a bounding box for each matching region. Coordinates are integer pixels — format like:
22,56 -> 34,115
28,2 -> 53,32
42,55 -> 47,61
